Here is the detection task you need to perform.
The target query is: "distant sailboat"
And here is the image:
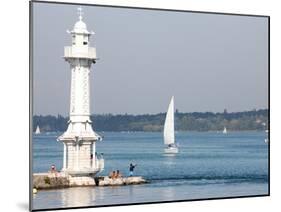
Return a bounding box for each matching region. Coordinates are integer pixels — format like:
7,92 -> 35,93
35,125 -> 41,134
163,96 -> 179,154
223,127 -> 227,134
265,129 -> 269,143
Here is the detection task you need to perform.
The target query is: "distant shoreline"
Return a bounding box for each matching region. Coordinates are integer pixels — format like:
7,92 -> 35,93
33,109 -> 268,133
34,130 -> 267,134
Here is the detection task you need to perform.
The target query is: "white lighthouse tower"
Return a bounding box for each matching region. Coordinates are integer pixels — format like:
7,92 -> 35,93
58,7 -> 104,183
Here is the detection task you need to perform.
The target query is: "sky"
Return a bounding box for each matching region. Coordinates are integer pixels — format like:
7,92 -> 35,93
32,2 -> 268,116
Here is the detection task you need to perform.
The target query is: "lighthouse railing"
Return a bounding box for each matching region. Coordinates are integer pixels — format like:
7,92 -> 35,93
64,46 -> 96,59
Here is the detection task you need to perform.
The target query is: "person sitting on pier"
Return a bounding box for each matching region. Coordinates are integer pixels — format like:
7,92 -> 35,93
116,170 -> 122,178
49,164 -> 58,178
109,171 -> 116,179
129,163 -> 137,177
50,165 -> 56,172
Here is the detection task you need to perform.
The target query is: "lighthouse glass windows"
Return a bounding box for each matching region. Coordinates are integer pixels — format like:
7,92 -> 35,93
31,1 -> 269,211
83,36 -> 88,45
72,34 -> 89,46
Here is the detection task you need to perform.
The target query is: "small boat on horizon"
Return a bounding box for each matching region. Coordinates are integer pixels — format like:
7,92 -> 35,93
35,125 -> 41,134
163,96 -> 179,154
223,127 -> 227,134
265,129 -> 269,143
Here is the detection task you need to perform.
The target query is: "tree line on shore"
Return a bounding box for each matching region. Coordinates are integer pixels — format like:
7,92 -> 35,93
33,109 -> 268,132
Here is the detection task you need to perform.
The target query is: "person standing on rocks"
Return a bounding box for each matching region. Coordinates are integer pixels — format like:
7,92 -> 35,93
129,163 -> 137,177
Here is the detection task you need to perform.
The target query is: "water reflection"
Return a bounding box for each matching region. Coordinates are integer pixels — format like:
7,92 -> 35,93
33,181 -> 268,210
162,187 -> 176,200
163,154 -> 177,166
61,187 -> 94,207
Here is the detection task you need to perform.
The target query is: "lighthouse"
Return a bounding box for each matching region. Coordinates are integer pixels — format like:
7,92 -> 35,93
58,7 -> 104,182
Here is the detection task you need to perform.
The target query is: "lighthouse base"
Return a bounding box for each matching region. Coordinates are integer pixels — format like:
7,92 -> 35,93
62,169 -> 101,186
68,175 -> 96,186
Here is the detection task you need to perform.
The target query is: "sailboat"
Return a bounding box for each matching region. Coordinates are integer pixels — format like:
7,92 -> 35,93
163,96 -> 179,154
265,129 -> 269,143
223,127 -> 227,134
35,125 -> 41,134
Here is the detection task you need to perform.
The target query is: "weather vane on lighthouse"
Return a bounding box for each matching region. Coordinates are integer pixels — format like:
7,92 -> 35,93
58,7 -> 104,185
77,6 -> 83,21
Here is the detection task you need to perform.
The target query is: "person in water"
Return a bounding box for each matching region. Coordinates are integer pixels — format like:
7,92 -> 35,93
129,163 -> 137,177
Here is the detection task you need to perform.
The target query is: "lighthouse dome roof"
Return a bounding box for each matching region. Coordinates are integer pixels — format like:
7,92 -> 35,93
73,20 -> 89,34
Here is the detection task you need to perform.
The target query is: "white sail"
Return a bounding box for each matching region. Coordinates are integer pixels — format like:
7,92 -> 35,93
35,125 -> 40,134
223,127 -> 227,134
164,96 -> 175,145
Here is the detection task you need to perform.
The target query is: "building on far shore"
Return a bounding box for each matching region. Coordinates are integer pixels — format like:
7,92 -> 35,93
57,7 -> 104,184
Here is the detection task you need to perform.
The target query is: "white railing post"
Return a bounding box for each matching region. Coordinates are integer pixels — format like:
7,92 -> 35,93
63,143 -> 66,170
76,143 -> 79,170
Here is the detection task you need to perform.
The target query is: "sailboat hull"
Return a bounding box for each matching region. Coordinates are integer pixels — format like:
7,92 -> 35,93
164,146 -> 179,154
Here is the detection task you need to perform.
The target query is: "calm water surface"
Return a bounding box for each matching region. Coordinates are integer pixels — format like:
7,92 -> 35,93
32,131 -> 269,210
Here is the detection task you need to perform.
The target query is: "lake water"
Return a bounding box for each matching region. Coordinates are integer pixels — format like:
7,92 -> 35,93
32,131 -> 269,210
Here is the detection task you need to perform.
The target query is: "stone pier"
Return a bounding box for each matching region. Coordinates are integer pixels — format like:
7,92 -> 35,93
33,173 -> 148,190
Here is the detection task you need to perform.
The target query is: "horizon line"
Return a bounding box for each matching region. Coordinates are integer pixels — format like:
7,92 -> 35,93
33,108 -> 269,117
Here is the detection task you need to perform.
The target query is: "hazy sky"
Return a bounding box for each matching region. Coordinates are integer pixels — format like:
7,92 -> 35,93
33,2 -> 268,116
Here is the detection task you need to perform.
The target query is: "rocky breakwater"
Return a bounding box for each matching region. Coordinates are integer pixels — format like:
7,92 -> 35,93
33,173 -> 69,189
33,173 -> 148,190
96,176 -> 148,186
